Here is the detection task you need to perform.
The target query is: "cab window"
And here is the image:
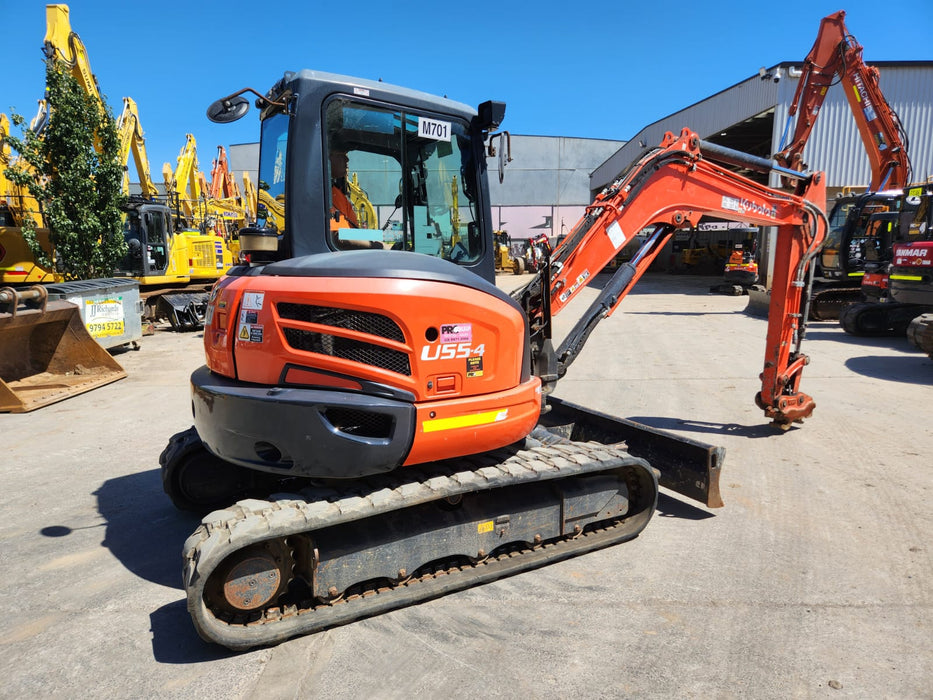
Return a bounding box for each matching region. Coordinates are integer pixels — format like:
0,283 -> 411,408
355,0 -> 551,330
324,98 -> 481,263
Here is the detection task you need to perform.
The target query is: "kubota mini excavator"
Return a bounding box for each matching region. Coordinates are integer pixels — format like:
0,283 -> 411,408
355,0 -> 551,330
160,70 -> 826,650
772,9 -> 912,321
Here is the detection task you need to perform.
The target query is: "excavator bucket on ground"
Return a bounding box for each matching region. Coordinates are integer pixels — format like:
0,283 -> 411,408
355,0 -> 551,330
0,286 -> 126,413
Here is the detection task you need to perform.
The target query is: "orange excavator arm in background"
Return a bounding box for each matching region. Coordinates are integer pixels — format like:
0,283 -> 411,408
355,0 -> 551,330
773,10 -> 911,191
208,146 -> 240,200
517,129 -> 827,428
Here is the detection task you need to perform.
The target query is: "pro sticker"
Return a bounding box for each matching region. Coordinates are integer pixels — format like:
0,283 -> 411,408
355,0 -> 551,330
440,323 -> 472,344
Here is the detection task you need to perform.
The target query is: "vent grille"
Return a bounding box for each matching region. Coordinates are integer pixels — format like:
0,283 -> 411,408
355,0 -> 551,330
278,303 -> 404,342
322,408 -> 394,438
282,329 -> 412,376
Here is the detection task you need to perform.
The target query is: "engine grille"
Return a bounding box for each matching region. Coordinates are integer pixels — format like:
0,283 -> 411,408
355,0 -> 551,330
282,329 -> 412,376
278,303 -> 405,342
322,408 -> 394,438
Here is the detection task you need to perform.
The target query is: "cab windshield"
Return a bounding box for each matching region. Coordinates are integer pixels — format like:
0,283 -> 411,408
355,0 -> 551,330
324,98 -> 481,263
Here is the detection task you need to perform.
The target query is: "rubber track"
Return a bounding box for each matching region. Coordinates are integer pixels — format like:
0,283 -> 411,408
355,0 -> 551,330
183,440 -> 656,650
809,287 -> 861,321
907,314 -> 933,358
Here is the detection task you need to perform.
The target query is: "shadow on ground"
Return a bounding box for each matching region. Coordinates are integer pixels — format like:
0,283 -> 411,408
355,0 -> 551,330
628,415 -> 780,438
150,600 -> 238,663
94,469 -> 201,589
844,355 -> 933,384
655,492 -> 716,520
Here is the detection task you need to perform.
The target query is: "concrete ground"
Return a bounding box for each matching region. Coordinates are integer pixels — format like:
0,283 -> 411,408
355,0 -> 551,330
1,273 -> 930,699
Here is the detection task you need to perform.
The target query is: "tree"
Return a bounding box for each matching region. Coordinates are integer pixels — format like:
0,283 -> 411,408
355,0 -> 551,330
4,57 -> 126,280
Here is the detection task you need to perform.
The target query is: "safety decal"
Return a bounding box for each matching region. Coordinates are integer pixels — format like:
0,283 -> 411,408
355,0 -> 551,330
242,291 -> 264,311
240,309 -> 259,325
559,270 -> 590,303
466,355 -> 484,378
237,323 -> 264,343
440,323 -> 472,344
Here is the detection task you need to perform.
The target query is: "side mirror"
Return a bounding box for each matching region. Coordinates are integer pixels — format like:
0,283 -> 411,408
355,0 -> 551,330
206,95 -> 250,123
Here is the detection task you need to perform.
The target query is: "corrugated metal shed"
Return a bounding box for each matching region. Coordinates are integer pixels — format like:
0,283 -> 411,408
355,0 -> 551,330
786,62 -> 933,187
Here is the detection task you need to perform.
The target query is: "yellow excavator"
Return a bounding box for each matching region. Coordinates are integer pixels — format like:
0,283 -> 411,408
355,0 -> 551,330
0,4 -> 130,412
1,109 -> 56,285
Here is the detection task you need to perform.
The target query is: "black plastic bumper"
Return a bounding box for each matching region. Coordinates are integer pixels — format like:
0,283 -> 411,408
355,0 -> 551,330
190,365 -> 416,479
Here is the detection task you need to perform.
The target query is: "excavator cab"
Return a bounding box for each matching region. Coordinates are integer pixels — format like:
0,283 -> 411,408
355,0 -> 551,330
821,192 -> 901,281
118,202 -> 174,279
213,75 -> 498,281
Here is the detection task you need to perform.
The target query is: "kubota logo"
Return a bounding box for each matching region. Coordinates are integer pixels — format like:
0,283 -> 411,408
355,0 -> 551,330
721,195 -> 777,219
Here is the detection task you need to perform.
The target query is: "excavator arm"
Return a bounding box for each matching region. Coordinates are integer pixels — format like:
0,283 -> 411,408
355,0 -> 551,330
116,98 -> 159,199
208,146 -> 240,200
774,10 -> 911,191
42,4 -> 104,113
517,129 -> 827,427
164,134 -> 204,228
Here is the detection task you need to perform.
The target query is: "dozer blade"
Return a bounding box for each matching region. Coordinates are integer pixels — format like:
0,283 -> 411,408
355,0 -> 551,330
0,286 -> 126,413
540,396 -> 724,508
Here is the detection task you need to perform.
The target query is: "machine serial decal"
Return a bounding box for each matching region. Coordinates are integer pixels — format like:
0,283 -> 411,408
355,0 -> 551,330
440,323 -> 472,343
422,408 -> 509,433
606,220 -> 626,249
421,343 -> 486,361
418,117 -> 452,142
477,521 -> 494,534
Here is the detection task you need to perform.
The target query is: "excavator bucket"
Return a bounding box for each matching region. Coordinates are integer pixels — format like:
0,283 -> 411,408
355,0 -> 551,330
0,286 -> 126,413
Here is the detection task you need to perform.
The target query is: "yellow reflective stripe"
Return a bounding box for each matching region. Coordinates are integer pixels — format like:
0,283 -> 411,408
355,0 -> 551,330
422,409 -> 509,433
890,274 -> 923,281
847,271 -> 865,277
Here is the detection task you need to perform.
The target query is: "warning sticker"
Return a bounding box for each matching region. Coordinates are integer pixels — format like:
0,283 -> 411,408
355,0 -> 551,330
237,324 -> 264,343
466,355 -> 484,378
240,309 -> 259,325
242,292 -> 264,311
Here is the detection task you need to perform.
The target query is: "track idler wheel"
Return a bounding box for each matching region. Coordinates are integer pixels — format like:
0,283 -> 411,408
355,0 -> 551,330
204,539 -> 294,616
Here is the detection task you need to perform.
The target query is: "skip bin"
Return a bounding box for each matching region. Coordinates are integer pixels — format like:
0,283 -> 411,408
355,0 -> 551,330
45,278 -> 143,349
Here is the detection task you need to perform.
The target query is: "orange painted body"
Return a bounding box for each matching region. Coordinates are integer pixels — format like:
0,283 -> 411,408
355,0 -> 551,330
203,267 -> 541,468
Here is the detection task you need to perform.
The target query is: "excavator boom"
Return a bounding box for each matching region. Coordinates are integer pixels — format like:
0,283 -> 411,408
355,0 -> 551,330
519,130 -> 826,426
774,10 -> 911,191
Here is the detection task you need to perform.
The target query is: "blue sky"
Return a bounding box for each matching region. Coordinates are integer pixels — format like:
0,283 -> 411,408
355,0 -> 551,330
5,0 -> 931,176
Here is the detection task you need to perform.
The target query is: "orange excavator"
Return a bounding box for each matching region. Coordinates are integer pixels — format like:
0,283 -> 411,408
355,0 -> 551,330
773,9 -> 912,322
160,70 -> 826,649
